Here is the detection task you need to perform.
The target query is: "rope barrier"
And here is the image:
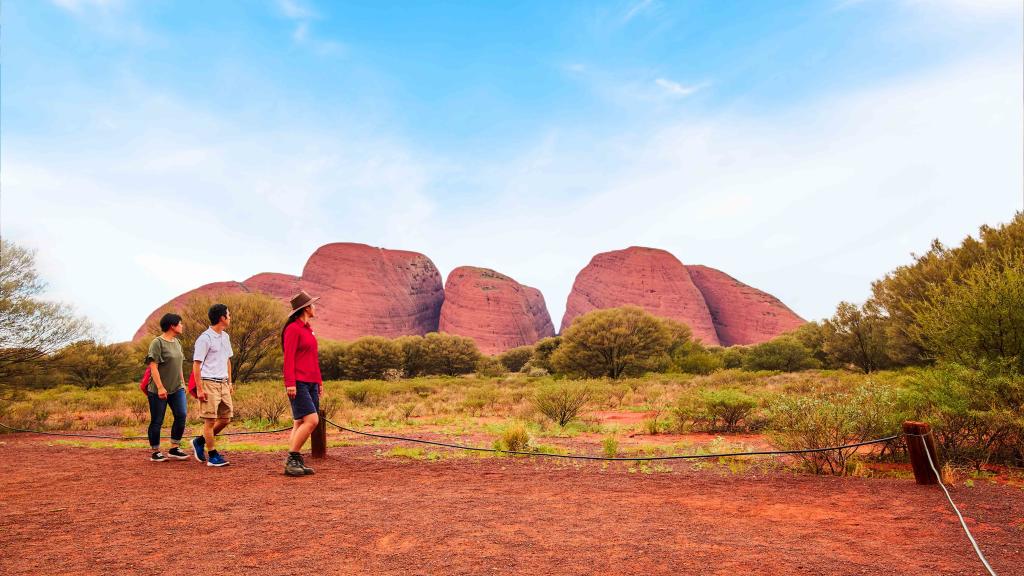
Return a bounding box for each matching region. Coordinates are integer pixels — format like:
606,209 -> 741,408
326,419 -> 900,462
0,422 -> 292,441
913,433 -> 999,576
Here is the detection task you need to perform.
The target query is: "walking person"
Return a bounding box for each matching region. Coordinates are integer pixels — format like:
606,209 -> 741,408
190,303 -> 234,467
146,313 -> 189,462
281,290 -> 323,477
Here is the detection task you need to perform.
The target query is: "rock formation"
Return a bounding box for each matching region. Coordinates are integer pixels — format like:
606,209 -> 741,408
134,243 -> 444,342
560,247 -> 721,345
438,267 -> 555,354
685,265 -> 805,346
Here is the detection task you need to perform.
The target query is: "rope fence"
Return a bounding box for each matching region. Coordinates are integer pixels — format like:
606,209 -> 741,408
0,422 -> 291,441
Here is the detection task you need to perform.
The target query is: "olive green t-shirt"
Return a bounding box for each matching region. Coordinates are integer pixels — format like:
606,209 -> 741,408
146,337 -> 185,394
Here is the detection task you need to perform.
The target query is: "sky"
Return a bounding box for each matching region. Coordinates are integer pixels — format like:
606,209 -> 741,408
2,0 -> 1022,342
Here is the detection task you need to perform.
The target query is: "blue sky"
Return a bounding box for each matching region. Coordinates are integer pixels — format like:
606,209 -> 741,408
3,0 -> 1022,341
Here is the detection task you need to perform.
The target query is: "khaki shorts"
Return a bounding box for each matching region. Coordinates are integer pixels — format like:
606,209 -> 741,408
199,379 -> 233,419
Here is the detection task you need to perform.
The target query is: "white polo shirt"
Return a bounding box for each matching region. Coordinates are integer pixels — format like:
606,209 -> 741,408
193,327 -> 234,380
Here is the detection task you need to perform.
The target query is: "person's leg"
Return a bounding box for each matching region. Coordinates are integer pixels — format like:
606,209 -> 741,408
289,412 -> 319,453
203,418 -> 217,451
147,392 -> 167,451
213,417 -> 230,435
168,388 -> 188,447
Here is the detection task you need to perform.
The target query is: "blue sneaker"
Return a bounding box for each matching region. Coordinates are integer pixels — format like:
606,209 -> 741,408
191,436 -> 206,463
207,452 -> 229,467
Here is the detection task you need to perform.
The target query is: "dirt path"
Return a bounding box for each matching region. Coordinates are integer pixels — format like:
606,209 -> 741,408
0,437 -> 1021,575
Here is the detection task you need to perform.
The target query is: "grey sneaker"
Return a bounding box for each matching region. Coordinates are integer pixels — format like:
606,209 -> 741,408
296,453 -> 315,475
284,455 -> 306,477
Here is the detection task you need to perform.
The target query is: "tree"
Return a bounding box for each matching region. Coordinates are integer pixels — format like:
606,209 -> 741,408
743,336 -> 819,372
57,340 -> 137,389
529,336 -> 561,372
822,301 -> 893,373
0,240 -> 91,381
788,322 -> 829,367
908,249 -> 1024,373
395,335 -> 428,377
420,332 -> 481,376
869,212 -> 1024,365
318,340 -> 348,380
139,291 -> 288,383
498,345 -> 533,373
342,336 -> 403,380
674,341 -> 725,375
551,306 -> 672,378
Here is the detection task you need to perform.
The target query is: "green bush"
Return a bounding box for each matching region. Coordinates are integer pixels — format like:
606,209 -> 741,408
702,389 -> 758,432
498,346 -> 534,373
552,307 -> 673,378
911,363 -> 1024,469
476,356 -> 506,377
769,384 -> 906,475
318,340 -> 348,380
342,337 -> 403,380
494,420 -> 531,452
56,340 -> 137,389
530,336 -> 561,372
743,336 -> 819,372
720,347 -> 748,369
675,342 -> 725,375
602,435 -> 619,458
533,382 -> 592,426
343,381 -> 378,405
420,333 -> 481,376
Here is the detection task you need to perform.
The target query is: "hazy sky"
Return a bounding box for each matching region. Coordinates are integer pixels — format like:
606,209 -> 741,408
2,0 -> 1022,341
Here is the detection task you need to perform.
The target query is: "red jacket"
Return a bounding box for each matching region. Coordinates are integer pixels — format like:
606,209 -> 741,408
282,320 -> 322,387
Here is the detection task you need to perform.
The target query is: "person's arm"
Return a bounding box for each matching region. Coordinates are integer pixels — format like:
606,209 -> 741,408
150,361 -> 167,399
193,334 -> 208,400
227,360 -> 233,393
282,324 -> 299,399
193,360 -> 206,400
147,340 -> 167,399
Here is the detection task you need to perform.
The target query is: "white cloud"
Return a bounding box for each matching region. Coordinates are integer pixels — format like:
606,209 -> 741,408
623,0 -> 657,23
275,0 -> 344,55
654,78 -> 707,98
50,0 -> 121,13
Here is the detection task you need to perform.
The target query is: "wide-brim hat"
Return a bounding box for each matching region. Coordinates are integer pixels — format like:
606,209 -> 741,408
289,290 -> 321,314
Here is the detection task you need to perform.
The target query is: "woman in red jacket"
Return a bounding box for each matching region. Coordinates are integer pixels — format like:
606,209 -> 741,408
281,290 -> 323,477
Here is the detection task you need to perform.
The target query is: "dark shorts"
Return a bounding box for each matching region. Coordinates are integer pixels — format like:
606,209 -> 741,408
290,381 -> 320,420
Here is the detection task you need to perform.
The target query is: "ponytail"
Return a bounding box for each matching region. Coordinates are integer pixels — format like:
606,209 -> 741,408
281,309 -> 306,348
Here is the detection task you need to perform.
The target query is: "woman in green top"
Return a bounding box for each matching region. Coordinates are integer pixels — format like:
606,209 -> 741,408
146,313 -> 189,462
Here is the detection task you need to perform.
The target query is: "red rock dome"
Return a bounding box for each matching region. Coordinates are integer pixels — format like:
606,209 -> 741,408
438,267 -> 555,354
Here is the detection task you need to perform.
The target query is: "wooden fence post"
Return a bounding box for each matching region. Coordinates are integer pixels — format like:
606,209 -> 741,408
903,421 -> 940,485
311,409 -> 327,459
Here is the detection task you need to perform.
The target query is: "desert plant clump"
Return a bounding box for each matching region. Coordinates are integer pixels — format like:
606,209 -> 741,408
498,346 -> 534,373
533,382 -> 592,426
702,388 -> 759,432
494,420 -> 532,453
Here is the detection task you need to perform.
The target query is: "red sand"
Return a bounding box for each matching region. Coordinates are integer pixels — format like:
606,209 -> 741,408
1,435 -> 1021,575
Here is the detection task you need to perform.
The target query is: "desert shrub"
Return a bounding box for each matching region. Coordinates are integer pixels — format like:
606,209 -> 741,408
343,381 -> 377,405
498,346 -> 534,373
769,384 -> 906,475
675,342 -> 726,375
533,382 -> 592,426
419,333 -> 481,376
56,340 -> 137,388
910,363 -> 1024,469
382,368 -> 405,381
342,337 -> 403,380
787,322 -> 830,367
494,420 -> 531,452
530,336 -> 561,373
743,337 -> 819,372
720,347 -> 748,369
395,335 -> 428,377
602,435 -> 619,458
462,385 -> 498,415
234,384 -> 290,424
821,302 -> 894,373
318,340 -> 348,380
702,389 -> 759,432
552,307 -> 673,378
476,356 -> 506,378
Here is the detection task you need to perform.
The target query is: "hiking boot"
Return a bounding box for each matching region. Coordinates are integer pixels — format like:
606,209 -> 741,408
150,451 -> 167,462
284,455 -> 306,477
207,452 -> 229,467
191,436 -> 206,463
296,453 -> 315,475
167,447 -> 189,460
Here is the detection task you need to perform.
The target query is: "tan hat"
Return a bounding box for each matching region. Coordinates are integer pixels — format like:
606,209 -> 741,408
289,290 -> 321,314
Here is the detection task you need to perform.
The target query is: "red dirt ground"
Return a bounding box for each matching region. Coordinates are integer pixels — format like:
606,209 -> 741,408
1,435 -> 1022,576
